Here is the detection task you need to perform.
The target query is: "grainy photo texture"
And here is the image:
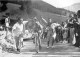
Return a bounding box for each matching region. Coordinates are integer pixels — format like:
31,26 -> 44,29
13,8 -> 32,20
0,0 -> 80,57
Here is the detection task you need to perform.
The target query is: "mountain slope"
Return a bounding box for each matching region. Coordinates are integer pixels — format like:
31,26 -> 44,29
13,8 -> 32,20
0,0 -> 69,27
0,0 -> 73,16
64,3 -> 80,12
32,0 -> 70,16
34,9 -> 68,23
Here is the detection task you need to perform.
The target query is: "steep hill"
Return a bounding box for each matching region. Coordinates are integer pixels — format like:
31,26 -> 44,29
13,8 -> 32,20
0,0 -> 73,16
32,0 -> 71,16
0,0 -> 69,27
64,3 -> 80,12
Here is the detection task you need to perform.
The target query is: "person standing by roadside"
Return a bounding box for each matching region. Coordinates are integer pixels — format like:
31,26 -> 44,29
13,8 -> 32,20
5,15 -> 10,39
74,10 -> 80,47
67,14 -> 75,45
46,18 -> 53,48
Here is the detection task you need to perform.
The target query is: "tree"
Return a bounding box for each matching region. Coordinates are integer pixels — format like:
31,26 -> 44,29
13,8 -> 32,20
0,1 -> 8,12
0,0 -> 32,14
20,0 -> 32,14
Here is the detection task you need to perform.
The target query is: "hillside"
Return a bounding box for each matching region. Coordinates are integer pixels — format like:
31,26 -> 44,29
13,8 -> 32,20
0,0 -> 73,16
34,9 -> 68,23
64,3 -> 80,12
0,0 -> 69,27
8,3 -> 68,23
32,0 -> 71,16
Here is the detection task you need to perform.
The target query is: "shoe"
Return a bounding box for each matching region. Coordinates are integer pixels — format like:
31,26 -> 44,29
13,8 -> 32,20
47,46 -> 50,48
51,46 -> 54,48
17,48 -> 20,52
36,50 -> 39,53
35,49 -> 39,53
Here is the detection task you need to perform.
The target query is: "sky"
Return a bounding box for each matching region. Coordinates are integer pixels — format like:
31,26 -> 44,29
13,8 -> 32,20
42,0 -> 80,8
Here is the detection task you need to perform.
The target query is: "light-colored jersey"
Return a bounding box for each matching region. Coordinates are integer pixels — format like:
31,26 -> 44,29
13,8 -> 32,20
36,21 -> 43,29
51,23 -> 57,29
12,22 -> 23,36
78,19 -> 80,24
5,18 -> 9,27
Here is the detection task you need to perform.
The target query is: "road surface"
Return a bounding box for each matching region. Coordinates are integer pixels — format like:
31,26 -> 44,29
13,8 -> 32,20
0,39 -> 80,57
